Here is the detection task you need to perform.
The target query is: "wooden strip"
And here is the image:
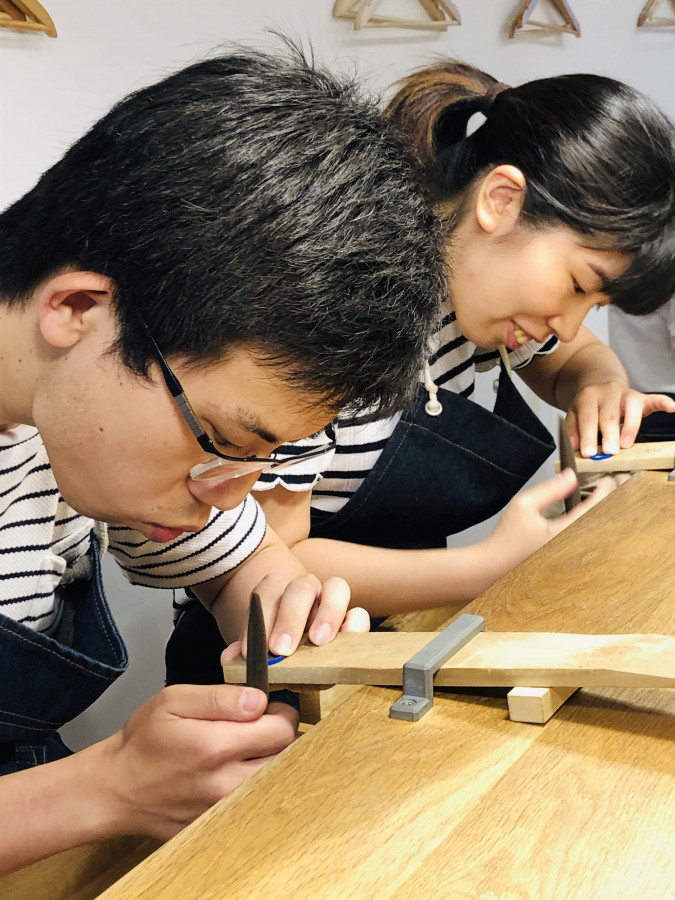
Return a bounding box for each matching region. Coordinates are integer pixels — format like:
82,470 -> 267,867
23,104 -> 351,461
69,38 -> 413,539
507,686 -> 577,723
223,631 -> 675,690
554,441 -> 675,473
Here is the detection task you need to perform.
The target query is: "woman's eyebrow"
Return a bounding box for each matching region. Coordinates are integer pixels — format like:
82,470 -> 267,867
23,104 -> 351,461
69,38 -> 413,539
589,263 -> 612,291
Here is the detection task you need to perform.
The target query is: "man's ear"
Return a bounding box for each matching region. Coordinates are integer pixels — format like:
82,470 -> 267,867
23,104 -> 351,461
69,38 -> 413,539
36,272 -> 115,349
474,165 -> 526,237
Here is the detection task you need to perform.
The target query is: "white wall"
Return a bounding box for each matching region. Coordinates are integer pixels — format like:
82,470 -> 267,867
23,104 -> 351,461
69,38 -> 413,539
1,0 -> 673,750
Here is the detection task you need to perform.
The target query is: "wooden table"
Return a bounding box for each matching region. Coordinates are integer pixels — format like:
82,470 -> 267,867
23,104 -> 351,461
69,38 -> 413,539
3,472 -> 674,899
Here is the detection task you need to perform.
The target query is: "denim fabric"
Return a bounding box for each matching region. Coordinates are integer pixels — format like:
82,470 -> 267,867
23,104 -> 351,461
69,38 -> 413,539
0,533 -> 128,774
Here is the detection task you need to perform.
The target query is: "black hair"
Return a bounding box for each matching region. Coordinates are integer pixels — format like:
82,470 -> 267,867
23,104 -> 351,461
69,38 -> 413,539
0,46 -> 446,416
387,61 -> 675,315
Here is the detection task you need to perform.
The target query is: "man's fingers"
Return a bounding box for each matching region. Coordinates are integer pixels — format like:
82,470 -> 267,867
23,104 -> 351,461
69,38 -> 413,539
202,703 -> 299,763
307,577 -> 353,645
221,641 -> 243,666
339,605 -> 370,634
268,574 -> 322,656
162,682 -> 267,721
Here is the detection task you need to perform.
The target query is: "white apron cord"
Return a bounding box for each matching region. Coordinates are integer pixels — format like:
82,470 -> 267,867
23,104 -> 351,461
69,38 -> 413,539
423,363 -> 443,416
498,344 -> 512,377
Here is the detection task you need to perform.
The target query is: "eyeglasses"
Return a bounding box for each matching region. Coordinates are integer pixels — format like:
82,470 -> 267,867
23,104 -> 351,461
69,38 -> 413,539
138,317 -> 336,484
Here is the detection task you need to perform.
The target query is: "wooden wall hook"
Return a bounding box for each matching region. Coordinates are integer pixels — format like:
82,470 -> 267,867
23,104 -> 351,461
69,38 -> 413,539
0,0 -> 56,36
638,0 -> 675,27
333,0 -> 461,32
509,0 -> 580,38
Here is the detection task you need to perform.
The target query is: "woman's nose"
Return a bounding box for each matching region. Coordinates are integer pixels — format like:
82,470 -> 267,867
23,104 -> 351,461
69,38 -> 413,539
549,302 -> 593,344
187,470 -> 261,511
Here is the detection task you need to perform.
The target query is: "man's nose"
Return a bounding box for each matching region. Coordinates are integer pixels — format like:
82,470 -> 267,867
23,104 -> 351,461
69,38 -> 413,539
187,470 -> 262,511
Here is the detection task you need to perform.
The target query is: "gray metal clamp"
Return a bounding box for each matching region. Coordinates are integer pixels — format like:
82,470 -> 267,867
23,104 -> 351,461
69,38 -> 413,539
389,613 -> 486,722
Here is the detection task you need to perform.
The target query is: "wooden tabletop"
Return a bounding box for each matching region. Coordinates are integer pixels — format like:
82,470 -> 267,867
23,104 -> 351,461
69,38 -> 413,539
89,471 -> 675,900
3,472 -> 674,899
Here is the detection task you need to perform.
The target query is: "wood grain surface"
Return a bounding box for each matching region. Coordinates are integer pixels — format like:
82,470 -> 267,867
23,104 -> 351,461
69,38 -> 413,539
92,472 -> 675,900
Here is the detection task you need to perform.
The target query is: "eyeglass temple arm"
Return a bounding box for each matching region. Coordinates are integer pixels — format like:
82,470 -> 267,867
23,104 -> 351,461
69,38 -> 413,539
137,315 -> 213,453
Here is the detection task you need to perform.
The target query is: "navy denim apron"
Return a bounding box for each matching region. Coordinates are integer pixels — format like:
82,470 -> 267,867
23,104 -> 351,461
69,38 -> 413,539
165,366 -> 554,685
0,533 -> 128,775
310,365 -> 554,549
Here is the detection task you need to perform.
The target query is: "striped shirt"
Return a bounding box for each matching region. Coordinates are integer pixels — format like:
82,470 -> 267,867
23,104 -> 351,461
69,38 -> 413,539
255,304 -> 558,514
0,425 -> 266,634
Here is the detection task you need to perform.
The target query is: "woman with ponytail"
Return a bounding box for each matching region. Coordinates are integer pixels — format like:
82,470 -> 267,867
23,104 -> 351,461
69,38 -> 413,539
168,62 -> 675,676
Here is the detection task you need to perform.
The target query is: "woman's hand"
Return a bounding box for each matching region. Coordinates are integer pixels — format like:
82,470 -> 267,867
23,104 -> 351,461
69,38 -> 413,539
566,383 -> 675,457
484,468 -> 615,574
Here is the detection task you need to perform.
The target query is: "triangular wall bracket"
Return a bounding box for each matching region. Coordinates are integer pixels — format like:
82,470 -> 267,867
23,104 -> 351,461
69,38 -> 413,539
638,0 -> 675,27
0,0 -> 57,36
333,0 -> 461,32
509,0 -> 580,38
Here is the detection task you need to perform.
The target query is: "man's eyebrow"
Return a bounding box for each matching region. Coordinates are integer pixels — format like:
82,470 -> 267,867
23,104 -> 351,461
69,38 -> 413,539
234,408 -> 278,445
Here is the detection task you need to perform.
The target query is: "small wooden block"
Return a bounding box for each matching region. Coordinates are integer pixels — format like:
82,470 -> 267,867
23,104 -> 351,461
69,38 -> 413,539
507,686 -> 578,724
298,690 -> 322,726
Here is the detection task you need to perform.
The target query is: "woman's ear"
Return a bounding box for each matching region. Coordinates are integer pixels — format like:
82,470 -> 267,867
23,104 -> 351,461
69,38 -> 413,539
474,165 -> 526,236
36,272 -> 114,349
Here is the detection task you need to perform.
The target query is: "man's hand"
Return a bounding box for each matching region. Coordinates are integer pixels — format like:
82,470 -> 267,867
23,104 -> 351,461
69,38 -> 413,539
97,683 -> 298,839
566,383 -> 675,457
222,573 -> 370,661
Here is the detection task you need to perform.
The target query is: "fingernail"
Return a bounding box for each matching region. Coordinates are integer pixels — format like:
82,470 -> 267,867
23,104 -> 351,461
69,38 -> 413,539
240,688 -> 264,713
604,442 -> 619,455
582,446 -> 596,457
272,633 -> 293,656
312,623 -> 331,645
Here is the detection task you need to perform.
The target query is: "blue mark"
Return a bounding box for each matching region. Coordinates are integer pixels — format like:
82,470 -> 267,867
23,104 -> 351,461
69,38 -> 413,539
589,452 -> 612,461
267,654 -> 286,666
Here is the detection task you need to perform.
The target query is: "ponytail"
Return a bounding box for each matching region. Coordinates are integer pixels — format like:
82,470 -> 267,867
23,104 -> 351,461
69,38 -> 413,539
387,63 -> 509,196
386,60 -> 675,315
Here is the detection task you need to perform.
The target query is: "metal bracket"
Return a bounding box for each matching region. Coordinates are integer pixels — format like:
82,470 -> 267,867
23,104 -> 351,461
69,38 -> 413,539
389,614 -> 486,721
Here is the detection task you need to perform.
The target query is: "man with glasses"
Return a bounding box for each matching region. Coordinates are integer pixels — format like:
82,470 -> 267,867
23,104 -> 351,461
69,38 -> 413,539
0,47 -> 445,874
